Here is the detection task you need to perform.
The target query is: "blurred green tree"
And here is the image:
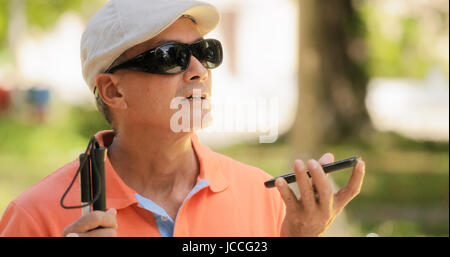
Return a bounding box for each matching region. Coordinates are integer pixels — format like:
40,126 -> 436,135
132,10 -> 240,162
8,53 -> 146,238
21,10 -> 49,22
361,1 -> 449,78
0,0 -> 104,60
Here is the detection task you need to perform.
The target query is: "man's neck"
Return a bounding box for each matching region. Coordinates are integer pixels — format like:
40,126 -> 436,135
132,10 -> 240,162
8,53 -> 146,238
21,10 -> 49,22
107,126 -> 200,200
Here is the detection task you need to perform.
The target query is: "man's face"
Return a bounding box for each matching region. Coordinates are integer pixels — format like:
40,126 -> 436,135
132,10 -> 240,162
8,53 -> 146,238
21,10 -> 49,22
114,17 -> 212,132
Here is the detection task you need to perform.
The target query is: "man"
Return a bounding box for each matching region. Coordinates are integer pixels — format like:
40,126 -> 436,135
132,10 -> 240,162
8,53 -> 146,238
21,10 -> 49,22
0,0 -> 365,237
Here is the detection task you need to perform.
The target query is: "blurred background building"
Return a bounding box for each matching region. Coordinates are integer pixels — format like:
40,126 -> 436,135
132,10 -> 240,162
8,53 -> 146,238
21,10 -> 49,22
0,0 -> 448,236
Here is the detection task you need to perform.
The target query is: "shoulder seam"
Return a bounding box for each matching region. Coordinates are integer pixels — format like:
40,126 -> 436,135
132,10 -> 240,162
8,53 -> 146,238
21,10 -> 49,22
9,201 -> 48,236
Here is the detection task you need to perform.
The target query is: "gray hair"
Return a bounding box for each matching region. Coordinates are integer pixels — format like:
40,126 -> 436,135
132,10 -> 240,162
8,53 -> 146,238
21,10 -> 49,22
94,87 -> 113,127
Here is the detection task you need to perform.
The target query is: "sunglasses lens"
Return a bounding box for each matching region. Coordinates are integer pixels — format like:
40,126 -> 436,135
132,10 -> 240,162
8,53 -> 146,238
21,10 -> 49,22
149,44 -> 190,74
192,39 -> 223,69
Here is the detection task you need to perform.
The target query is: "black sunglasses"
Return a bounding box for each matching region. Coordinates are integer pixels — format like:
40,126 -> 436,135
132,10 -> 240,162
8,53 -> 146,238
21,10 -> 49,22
105,38 -> 223,75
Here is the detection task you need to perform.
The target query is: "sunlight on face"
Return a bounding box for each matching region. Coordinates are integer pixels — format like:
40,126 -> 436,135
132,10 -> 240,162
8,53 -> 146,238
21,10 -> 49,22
115,17 -> 213,133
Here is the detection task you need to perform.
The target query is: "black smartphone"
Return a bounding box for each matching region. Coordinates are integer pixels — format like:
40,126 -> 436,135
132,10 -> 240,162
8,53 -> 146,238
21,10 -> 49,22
264,156 -> 360,188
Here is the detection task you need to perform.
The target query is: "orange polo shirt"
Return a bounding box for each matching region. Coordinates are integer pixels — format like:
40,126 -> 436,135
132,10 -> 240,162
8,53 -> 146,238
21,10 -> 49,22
0,130 -> 285,237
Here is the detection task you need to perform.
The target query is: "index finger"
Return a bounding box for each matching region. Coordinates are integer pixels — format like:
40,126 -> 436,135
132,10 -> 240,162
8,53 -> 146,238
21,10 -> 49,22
62,209 -> 117,236
275,177 -> 300,214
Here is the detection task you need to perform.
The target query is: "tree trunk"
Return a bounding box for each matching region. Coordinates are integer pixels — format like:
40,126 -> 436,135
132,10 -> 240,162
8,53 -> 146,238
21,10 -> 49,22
291,0 -> 370,161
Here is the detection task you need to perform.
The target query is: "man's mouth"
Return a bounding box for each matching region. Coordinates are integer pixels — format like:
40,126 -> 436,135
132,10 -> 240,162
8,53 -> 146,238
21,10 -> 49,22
182,87 -> 209,101
186,95 -> 206,100
185,92 -> 208,100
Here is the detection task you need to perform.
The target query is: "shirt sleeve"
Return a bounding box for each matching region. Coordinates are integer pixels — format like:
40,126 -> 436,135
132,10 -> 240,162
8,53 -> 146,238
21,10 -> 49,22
0,201 -> 47,237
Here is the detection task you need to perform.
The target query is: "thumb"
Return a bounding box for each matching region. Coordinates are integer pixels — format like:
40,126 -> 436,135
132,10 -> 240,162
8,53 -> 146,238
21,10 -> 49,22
106,208 -> 117,216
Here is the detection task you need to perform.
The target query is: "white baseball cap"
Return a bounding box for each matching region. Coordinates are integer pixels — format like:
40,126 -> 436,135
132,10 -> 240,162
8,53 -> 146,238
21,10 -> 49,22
81,0 -> 221,93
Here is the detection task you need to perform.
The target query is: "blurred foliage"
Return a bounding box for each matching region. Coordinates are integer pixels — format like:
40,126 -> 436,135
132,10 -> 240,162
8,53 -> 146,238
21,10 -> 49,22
0,0 -> 105,50
26,0 -> 97,29
68,105 -> 111,139
0,104 -> 109,157
0,103 -> 110,213
0,1 -> 8,50
360,0 -> 449,78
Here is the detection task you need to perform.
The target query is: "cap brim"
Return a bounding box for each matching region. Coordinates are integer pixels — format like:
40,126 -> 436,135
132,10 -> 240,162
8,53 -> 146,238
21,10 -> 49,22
183,4 -> 221,36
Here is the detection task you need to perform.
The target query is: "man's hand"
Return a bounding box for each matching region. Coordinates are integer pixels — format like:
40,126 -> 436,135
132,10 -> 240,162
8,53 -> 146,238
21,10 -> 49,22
62,208 -> 118,237
276,153 -> 365,237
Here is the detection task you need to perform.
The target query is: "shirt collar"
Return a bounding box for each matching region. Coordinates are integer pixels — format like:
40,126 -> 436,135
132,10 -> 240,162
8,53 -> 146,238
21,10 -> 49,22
92,130 -> 229,209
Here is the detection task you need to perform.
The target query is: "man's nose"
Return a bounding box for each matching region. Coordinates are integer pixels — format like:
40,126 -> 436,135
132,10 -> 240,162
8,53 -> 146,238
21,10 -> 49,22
183,56 -> 209,82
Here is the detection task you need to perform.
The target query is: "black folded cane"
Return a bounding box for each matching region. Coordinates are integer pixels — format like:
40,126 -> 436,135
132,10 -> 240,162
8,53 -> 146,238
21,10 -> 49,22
61,137 -> 107,215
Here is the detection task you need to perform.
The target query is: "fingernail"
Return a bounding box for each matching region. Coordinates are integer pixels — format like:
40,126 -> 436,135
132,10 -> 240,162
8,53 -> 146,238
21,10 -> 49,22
309,159 -> 319,169
321,153 -> 333,163
294,159 -> 304,170
107,208 -> 117,215
66,233 -> 79,237
275,178 -> 285,187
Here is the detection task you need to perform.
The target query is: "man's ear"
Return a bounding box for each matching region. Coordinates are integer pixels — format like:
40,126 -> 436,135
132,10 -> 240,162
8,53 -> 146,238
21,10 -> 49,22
95,73 -> 127,110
